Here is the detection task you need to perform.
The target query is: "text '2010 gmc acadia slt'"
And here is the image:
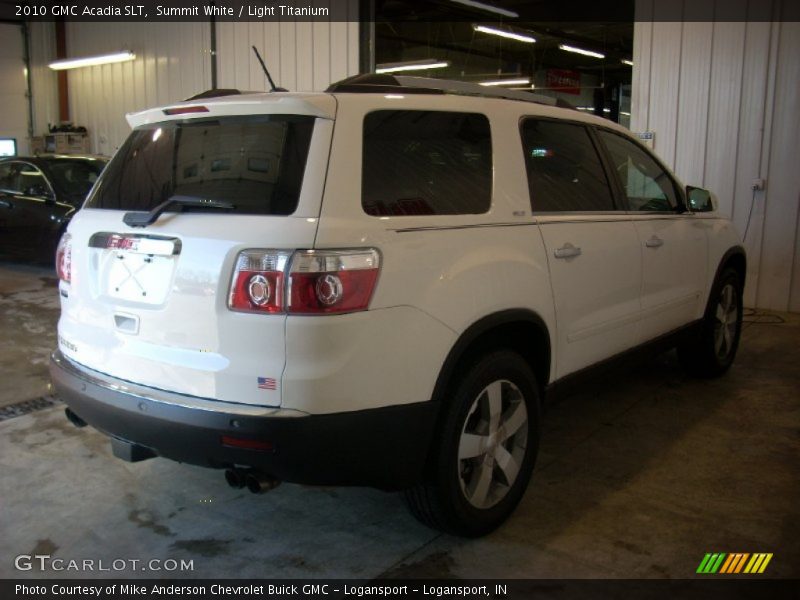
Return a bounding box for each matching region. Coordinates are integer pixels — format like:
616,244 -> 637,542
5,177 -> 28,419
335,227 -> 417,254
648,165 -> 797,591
50,74 -> 745,536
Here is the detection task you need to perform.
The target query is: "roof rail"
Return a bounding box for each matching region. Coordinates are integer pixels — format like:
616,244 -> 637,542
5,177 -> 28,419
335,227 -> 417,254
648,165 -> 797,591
326,73 -> 565,108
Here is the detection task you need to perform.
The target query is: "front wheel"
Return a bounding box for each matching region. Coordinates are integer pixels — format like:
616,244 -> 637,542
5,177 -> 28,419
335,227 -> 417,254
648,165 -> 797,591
678,267 -> 743,377
405,350 -> 540,537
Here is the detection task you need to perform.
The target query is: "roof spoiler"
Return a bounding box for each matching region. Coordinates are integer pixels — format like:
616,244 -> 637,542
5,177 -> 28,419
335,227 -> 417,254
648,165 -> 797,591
184,89 -> 261,101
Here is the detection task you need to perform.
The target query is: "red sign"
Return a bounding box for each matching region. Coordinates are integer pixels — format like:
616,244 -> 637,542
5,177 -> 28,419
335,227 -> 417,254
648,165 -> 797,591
545,69 -> 581,94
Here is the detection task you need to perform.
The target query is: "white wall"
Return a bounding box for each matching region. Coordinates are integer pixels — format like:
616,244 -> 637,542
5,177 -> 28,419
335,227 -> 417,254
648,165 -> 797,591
65,21 -> 213,157
632,0 -> 800,312
27,21 -> 59,138
0,24 -> 29,155
22,6 -> 360,156
216,1 -> 360,92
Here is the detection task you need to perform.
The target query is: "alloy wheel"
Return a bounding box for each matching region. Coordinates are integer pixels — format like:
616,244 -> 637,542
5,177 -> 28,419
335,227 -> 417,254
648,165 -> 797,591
457,379 -> 528,509
714,283 -> 739,360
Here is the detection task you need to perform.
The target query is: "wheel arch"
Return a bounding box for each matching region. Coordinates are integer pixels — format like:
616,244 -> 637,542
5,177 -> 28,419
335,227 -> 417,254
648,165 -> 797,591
420,309 -> 551,483
711,246 -> 747,298
431,309 -> 552,406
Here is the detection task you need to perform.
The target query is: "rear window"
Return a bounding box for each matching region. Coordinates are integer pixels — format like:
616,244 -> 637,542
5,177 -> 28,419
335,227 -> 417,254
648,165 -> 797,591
362,110 -> 492,216
85,115 -> 314,215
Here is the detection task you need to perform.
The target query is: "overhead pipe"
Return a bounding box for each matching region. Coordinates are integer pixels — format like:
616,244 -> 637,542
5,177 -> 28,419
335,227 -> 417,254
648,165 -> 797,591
21,22 -> 35,145
55,18 -> 69,122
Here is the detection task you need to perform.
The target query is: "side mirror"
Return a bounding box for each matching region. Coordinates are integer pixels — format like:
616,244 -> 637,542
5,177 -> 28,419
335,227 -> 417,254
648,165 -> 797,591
686,186 -> 715,212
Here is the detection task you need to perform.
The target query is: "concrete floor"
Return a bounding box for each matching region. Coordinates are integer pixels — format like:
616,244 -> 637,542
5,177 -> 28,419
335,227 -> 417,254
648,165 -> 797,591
1,260 -> 798,579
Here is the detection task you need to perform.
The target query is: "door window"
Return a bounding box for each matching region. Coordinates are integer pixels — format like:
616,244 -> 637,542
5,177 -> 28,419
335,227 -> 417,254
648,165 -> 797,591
596,130 -> 680,212
17,163 -> 53,198
520,119 -> 616,212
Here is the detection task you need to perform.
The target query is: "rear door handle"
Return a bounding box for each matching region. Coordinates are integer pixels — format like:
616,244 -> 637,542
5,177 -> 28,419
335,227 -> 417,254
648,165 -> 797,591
645,235 -> 664,248
554,243 -> 582,259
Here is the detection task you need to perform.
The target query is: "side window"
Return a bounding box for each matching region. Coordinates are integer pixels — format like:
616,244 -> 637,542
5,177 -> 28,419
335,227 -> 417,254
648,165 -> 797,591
520,119 -> 616,212
596,130 -> 679,212
362,110 -> 492,216
0,162 -> 21,193
17,163 -> 53,197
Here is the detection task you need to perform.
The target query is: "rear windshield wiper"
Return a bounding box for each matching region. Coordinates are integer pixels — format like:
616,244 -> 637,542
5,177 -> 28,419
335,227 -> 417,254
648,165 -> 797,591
123,195 -> 235,228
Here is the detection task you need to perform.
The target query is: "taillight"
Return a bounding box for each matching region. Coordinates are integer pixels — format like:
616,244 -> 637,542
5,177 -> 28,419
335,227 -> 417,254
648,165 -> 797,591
163,105 -> 209,115
56,233 -> 72,283
288,250 -> 380,314
228,249 -> 381,315
228,251 -> 291,313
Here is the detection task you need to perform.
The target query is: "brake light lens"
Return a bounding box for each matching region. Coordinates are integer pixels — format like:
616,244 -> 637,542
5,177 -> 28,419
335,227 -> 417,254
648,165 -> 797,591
288,250 -> 380,314
163,105 -> 209,115
56,233 -> 72,283
228,249 -> 381,315
228,251 -> 291,313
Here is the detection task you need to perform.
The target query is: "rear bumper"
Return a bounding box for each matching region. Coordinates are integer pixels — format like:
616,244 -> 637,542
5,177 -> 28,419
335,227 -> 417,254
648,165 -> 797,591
49,350 -> 438,490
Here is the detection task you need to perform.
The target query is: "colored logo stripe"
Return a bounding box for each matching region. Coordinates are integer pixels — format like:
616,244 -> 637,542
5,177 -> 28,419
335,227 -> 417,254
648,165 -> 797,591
744,553 -> 773,574
697,553 -> 726,573
697,553 -> 773,574
719,553 -> 749,573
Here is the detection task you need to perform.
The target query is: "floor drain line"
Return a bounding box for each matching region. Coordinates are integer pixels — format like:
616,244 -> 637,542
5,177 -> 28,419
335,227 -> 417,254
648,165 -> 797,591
0,395 -> 63,422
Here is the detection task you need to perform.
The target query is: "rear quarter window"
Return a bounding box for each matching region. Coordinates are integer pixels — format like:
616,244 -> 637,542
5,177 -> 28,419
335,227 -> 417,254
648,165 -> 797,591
362,110 -> 492,216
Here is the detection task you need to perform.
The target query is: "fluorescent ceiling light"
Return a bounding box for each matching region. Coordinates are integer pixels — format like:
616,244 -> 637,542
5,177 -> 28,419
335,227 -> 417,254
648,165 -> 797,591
474,25 -> 536,44
558,44 -> 605,59
376,60 -> 450,74
621,59 -> 634,66
49,51 -> 136,70
480,78 -> 531,86
451,0 -> 518,18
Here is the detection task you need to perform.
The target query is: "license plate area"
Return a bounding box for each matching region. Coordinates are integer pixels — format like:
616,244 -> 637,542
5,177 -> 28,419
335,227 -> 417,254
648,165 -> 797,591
89,233 -> 181,306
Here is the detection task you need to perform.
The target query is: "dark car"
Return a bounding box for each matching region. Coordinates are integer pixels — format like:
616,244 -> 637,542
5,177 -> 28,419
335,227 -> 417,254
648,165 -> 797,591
0,155 -> 108,263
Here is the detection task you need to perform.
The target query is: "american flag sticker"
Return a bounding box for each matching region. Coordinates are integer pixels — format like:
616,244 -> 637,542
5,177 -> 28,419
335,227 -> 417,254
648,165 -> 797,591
257,377 -> 277,390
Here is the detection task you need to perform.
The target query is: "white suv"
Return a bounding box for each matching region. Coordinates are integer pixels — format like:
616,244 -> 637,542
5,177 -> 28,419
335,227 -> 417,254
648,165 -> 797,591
50,74 -> 745,536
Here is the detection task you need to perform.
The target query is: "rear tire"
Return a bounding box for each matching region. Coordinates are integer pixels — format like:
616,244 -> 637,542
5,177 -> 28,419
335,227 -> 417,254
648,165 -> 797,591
678,267 -> 743,378
404,350 -> 540,537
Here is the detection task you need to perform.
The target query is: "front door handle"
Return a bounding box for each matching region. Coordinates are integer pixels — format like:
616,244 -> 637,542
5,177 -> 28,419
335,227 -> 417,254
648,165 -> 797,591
554,243 -> 582,259
645,235 -> 664,248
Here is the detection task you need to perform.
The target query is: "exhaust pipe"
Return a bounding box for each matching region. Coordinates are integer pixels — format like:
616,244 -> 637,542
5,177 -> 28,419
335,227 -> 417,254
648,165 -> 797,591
224,468 -> 247,489
65,407 -> 87,428
245,472 -> 281,494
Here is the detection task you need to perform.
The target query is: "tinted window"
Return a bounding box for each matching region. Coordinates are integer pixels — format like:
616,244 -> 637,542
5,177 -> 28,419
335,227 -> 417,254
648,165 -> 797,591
0,162 -> 20,193
18,163 -> 53,197
47,159 -> 105,198
597,130 -> 679,211
521,120 -> 615,212
86,115 -> 314,215
362,110 -> 491,216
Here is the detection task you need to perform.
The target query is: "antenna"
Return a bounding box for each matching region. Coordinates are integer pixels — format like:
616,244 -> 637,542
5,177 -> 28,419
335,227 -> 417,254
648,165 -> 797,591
252,46 -> 287,92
